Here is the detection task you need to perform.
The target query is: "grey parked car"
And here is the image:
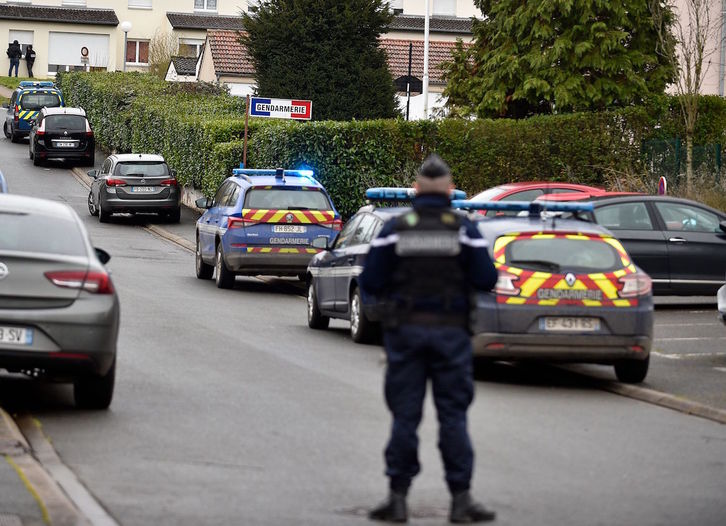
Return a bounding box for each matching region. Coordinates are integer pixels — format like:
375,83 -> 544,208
0,193 -> 119,409
87,153 -> 181,223
718,282 -> 726,326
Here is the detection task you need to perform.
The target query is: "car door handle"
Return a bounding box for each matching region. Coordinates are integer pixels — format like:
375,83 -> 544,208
347,256 -> 355,264
669,237 -> 687,243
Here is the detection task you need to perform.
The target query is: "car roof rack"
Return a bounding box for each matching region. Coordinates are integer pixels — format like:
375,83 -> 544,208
365,187 -> 467,202
452,200 -> 594,217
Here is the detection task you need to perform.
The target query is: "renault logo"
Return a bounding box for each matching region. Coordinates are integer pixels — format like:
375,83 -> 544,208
565,273 -> 577,287
285,213 -> 294,223
0,262 -> 8,280
63,130 -> 68,136
140,179 -> 146,184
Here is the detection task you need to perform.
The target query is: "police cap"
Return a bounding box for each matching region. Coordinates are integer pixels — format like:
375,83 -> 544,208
418,154 -> 451,180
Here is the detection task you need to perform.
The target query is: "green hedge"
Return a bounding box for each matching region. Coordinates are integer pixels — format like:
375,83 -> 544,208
57,72 -> 726,218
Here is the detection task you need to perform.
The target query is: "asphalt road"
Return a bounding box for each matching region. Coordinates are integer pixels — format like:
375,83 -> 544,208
1,137 -> 725,526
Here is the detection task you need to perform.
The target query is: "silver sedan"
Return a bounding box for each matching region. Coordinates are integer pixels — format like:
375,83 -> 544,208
0,193 -> 119,409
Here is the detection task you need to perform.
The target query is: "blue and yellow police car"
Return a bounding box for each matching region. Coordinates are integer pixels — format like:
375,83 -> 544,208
195,167 -> 342,289
3,81 -> 64,143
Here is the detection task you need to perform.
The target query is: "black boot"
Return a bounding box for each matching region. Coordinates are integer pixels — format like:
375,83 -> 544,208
369,491 -> 408,523
449,491 -> 496,523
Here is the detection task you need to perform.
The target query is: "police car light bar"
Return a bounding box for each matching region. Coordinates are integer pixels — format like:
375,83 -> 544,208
451,200 -> 594,214
232,168 -> 316,178
365,188 -> 467,201
18,81 -> 55,88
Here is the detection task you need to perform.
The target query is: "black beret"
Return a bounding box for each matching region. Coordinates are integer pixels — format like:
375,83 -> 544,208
418,153 -> 451,179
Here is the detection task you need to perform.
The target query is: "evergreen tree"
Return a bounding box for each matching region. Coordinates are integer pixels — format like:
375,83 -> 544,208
241,0 -> 399,121
444,0 -> 676,118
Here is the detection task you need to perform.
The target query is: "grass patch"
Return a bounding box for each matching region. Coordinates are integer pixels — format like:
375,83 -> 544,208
0,76 -> 34,90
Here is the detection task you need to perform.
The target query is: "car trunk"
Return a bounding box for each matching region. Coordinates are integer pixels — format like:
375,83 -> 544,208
111,162 -> 172,201
42,114 -> 88,153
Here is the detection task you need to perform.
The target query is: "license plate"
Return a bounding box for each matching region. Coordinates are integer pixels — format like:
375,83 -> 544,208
130,186 -> 157,193
54,141 -> 76,148
273,225 -> 307,234
0,326 -> 33,346
540,317 -> 600,332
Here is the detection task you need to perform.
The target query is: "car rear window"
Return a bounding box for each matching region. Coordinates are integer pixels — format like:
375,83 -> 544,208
0,212 -> 86,256
504,235 -> 623,273
244,188 -> 332,210
115,162 -> 168,177
20,93 -> 61,110
45,115 -> 86,131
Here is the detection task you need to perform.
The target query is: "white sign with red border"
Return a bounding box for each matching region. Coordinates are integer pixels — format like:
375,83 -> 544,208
249,97 -> 312,120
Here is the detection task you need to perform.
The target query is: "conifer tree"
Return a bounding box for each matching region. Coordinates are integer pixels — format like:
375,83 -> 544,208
241,0 -> 399,121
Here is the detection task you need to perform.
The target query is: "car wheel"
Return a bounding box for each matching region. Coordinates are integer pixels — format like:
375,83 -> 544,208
215,242 -> 235,289
28,145 -> 33,159
32,150 -> 42,166
166,207 -> 181,224
74,359 -> 115,410
307,279 -> 329,330
614,355 -> 649,384
88,191 -> 98,216
3,122 -> 10,139
98,200 -> 111,223
196,235 -> 214,280
350,286 -> 377,343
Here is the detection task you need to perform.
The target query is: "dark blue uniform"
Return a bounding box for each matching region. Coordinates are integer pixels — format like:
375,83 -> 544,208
360,193 -> 497,495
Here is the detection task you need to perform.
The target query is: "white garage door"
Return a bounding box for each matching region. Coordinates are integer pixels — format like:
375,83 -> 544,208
48,32 -> 109,69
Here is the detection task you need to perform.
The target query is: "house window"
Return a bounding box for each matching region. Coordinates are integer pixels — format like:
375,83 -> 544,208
194,0 -> 217,11
433,0 -> 456,16
247,0 -> 260,12
389,0 -> 403,13
128,0 -> 152,7
126,40 -> 149,64
8,30 -> 33,59
178,38 -> 203,58
63,0 -> 87,6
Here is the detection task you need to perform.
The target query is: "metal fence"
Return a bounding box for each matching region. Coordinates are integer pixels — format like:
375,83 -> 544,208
642,139 -> 723,186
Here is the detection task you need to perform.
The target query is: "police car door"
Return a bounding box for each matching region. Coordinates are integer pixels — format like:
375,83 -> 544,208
335,213 -> 378,312
323,214 -> 362,312
200,181 -> 236,258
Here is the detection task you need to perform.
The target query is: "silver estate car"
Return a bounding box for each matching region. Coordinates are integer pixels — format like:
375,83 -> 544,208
0,194 -> 119,409
87,153 -> 181,223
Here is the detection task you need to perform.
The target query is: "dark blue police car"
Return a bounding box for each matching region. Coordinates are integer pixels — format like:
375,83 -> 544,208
195,168 -> 342,289
3,81 -> 64,142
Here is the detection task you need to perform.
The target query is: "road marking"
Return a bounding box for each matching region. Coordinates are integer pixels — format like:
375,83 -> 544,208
19,417 -> 119,526
654,322 -> 719,327
653,351 -> 726,360
654,336 -> 726,341
4,455 -> 50,525
714,367 -> 726,373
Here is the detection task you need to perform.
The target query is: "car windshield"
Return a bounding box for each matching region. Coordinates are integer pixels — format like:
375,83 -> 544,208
115,162 -> 168,177
471,187 -> 507,202
244,188 -> 332,210
505,236 -> 623,272
20,93 -> 61,110
45,115 -> 86,131
0,211 -> 86,256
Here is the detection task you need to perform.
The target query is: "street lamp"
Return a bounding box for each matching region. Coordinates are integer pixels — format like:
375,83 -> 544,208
120,21 -> 132,72
422,0 -> 430,119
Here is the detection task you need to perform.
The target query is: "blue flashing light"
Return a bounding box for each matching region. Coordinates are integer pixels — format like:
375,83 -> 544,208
365,187 -> 467,201
452,200 -> 594,214
232,168 -> 317,179
19,81 -> 55,89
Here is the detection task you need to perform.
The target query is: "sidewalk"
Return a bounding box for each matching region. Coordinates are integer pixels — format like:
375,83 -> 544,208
0,409 -> 46,526
0,85 -> 13,98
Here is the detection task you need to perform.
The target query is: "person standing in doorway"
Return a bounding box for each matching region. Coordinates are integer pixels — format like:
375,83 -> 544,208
25,44 -> 36,78
6,40 -> 21,77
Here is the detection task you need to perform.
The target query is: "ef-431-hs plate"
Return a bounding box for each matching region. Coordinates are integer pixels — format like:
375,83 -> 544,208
0,326 -> 33,346
273,225 -> 307,234
53,141 -> 77,148
540,317 -> 601,332
130,186 -> 157,193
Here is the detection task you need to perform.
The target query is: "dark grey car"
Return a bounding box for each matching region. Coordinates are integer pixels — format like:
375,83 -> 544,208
87,153 -> 181,223
0,193 -> 119,409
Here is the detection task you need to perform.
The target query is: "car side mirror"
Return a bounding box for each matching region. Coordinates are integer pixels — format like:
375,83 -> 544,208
195,197 -> 213,209
719,221 -> 726,233
87,169 -> 97,178
170,169 -> 177,178
311,236 -> 330,250
95,248 -> 111,264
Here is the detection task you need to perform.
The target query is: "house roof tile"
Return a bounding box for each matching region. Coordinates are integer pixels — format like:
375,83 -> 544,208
380,39 -> 468,85
170,56 -> 199,76
207,30 -> 254,77
390,14 -> 473,34
0,4 -> 118,26
167,12 -> 245,30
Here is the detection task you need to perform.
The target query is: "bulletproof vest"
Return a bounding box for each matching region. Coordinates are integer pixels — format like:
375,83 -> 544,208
389,208 -> 467,316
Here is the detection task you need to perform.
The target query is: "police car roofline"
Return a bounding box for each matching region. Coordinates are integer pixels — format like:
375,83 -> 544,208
451,200 -> 594,215
365,187 -> 467,201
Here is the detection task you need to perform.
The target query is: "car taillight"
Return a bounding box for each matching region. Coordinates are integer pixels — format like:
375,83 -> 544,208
618,272 -> 652,298
160,178 -> 178,187
105,178 -> 126,187
495,271 -> 521,296
44,270 -> 114,295
36,119 -> 45,136
13,105 -> 19,122
331,218 -> 343,231
85,120 -> 93,137
227,216 -> 244,229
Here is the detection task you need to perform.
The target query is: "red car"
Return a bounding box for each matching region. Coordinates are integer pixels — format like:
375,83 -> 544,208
471,182 -> 606,216
536,191 -> 643,203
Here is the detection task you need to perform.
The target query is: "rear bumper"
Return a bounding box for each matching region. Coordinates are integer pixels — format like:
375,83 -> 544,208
472,333 -> 651,363
102,193 -> 180,213
0,295 -> 119,377
225,250 -> 316,276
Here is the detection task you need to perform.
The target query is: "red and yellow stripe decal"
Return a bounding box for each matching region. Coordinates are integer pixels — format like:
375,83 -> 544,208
241,209 -> 336,225
237,247 -> 320,254
494,232 -> 638,307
